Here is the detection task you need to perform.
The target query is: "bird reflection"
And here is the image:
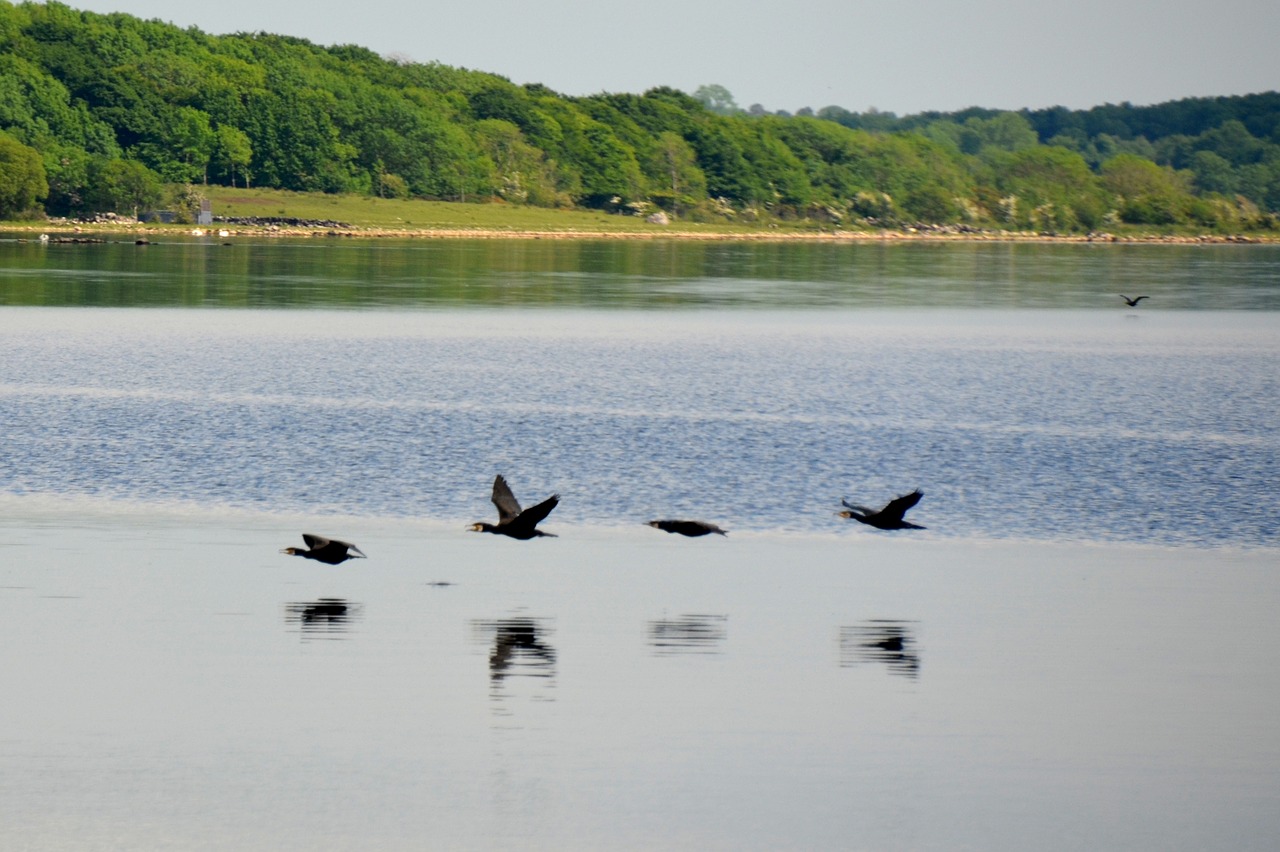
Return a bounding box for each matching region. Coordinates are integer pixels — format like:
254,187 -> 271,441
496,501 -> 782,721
284,598 -> 362,640
647,613 -> 728,655
840,620 -> 920,679
472,616 -> 557,685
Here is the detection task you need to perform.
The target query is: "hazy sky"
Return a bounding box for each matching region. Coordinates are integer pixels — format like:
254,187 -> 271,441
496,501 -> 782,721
63,0 -> 1280,115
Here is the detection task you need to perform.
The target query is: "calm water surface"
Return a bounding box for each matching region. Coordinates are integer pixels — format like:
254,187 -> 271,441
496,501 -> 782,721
1,237 -> 1278,850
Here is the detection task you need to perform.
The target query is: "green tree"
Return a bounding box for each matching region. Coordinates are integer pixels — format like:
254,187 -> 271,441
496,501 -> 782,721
693,84 -> 740,116
534,98 -> 642,204
1237,161 -> 1280,213
375,169 -> 410,199
970,112 -> 1039,152
214,124 -> 253,187
1101,153 -> 1193,224
0,131 -> 48,218
172,106 -> 216,183
88,158 -> 163,215
1189,150 -> 1236,195
475,118 -> 564,205
981,146 -> 1108,230
649,130 -> 706,213
41,142 -> 92,216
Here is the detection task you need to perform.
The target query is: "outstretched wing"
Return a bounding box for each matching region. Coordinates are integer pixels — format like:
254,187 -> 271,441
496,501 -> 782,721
841,499 -> 873,515
879,489 -> 923,522
302,533 -> 332,550
514,494 -> 560,529
491,475 -> 522,524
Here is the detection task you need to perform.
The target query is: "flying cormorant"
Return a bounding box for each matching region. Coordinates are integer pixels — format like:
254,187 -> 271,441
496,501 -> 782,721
838,489 -> 926,530
647,520 -> 728,537
1120,294 -> 1149,307
280,534 -> 367,564
469,475 -> 559,539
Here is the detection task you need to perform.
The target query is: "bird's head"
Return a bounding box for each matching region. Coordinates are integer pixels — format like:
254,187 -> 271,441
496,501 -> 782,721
280,546 -> 304,556
468,522 -> 493,533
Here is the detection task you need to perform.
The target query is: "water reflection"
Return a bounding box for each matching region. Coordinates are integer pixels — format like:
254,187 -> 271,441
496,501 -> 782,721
647,613 -> 729,656
5,237 -> 1277,309
471,616 -> 557,710
840,620 -> 920,679
284,598 -> 362,640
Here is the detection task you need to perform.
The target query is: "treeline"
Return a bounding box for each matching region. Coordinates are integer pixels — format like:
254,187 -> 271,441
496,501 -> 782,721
1,1 -> 1278,232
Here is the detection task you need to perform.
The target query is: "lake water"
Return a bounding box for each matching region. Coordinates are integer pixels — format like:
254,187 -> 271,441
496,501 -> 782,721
1,236 -> 1278,850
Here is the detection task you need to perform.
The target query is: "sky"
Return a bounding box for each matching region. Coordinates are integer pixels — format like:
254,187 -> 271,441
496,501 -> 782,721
62,0 -> 1280,116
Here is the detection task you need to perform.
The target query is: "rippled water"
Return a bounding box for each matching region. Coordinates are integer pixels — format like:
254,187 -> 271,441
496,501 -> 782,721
0,305 -> 1275,547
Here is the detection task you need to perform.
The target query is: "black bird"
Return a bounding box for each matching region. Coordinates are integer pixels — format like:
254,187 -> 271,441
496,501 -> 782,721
647,520 -> 727,537
469,475 -> 559,539
838,489 -> 925,530
1120,294 -> 1149,307
280,533 -> 367,564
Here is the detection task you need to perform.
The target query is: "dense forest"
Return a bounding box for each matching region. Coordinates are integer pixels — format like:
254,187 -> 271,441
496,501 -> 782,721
2,1 -> 1279,232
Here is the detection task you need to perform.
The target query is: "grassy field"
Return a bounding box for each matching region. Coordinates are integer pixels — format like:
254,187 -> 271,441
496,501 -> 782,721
202,186 -> 789,234
6,185 -> 1272,242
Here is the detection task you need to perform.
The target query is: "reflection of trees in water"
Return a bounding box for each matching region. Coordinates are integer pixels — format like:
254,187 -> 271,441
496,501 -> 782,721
471,616 -> 557,711
647,613 -> 728,656
284,598 -> 362,640
840,620 -> 920,679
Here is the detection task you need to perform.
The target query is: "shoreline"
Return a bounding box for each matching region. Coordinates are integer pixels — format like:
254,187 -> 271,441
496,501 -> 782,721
3,221 -> 1276,244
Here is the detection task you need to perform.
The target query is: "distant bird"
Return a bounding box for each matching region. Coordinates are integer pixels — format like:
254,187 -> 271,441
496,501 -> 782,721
280,533 -> 367,564
647,520 -> 727,537
838,489 -> 926,530
469,475 -> 559,539
1120,294 -> 1149,307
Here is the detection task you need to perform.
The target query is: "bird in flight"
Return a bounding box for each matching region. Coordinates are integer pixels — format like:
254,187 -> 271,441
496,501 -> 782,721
647,519 -> 728,537
838,489 -> 925,530
280,534 -> 367,564
1119,294 -> 1149,307
469,475 -> 560,539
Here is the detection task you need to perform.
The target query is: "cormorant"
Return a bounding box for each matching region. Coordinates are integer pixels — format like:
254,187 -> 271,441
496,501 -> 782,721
838,489 -> 925,530
647,520 -> 727,537
469,475 -> 559,539
1120,294 -> 1149,307
280,534 -> 367,564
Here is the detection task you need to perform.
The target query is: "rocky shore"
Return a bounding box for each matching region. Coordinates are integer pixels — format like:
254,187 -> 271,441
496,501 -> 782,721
5,219 -> 1275,244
